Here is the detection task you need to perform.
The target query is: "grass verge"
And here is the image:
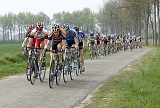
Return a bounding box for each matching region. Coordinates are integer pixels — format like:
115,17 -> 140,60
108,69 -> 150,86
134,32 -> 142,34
82,46 -> 160,108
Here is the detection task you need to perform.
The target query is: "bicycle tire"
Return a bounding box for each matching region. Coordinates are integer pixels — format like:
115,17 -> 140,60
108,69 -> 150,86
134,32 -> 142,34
69,57 -> 75,80
130,44 -> 133,52
103,46 -> 106,56
49,60 -> 55,88
63,58 -> 69,83
39,60 -> 46,82
76,58 -> 80,76
26,57 -> 31,81
56,68 -> 61,85
30,60 -> 36,85
55,56 -> 61,85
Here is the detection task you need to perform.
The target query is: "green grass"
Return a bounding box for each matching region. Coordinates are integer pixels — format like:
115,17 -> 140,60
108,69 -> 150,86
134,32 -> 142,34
0,44 -> 21,57
0,44 -> 91,79
83,47 -> 160,108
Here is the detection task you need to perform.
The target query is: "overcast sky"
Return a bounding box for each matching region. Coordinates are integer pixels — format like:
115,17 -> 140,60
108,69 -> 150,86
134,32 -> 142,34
0,0 -> 108,18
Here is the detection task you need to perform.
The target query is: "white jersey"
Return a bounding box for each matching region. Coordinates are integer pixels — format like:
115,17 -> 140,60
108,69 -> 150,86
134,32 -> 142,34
30,28 -> 48,39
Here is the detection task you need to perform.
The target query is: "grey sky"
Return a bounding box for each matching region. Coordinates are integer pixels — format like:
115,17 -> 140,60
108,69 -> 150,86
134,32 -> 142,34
0,0 -> 107,18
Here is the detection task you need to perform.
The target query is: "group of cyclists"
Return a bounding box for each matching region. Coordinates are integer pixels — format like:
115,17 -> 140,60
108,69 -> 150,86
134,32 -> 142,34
87,31 -> 142,56
21,22 -> 142,86
21,22 -> 85,80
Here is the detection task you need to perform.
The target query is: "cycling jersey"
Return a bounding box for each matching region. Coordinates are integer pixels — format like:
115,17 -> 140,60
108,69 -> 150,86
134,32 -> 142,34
88,36 -> 96,43
101,35 -> 107,42
95,33 -> 101,44
78,31 -> 85,42
66,28 -> 78,41
48,28 -> 66,42
25,31 -> 35,47
30,28 -> 48,39
30,28 -> 48,48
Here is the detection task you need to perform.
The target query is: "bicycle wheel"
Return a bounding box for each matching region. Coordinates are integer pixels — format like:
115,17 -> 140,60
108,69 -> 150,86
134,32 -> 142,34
49,60 -> 55,88
79,64 -> 82,74
76,58 -> 80,76
63,58 -> 69,83
69,57 -> 75,80
30,60 -> 36,85
26,57 -> 31,81
92,48 -> 95,60
39,60 -> 46,82
130,44 -> 133,51
55,67 -> 61,85
103,46 -> 106,56
94,49 -> 99,59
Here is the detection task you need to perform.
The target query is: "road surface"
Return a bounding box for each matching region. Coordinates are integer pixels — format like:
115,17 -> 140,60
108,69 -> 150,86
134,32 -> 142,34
0,47 -> 151,108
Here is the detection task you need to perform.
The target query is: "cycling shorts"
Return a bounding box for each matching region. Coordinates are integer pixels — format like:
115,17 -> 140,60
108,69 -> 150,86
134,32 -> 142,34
79,42 -> 83,50
89,41 -> 95,45
35,38 -> 44,49
66,40 -> 75,47
52,41 -> 61,51
31,38 -> 36,47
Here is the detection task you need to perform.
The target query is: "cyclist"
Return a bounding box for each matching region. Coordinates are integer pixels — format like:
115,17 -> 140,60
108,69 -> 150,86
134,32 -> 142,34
44,24 -> 66,69
27,22 -> 48,77
73,27 -> 85,72
87,32 -> 96,55
63,24 -> 79,70
111,34 -> 117,53
101,35 -> 108,55
116,35 -> 122,51
21,25 -> 35,75
95,32 -> 102,55
121,35 -> 127,50
21,25 -> 35,53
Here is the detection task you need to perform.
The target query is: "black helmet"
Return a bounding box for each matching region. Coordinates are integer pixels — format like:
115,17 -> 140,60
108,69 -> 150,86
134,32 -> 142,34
90,32 -> 94,36
73,27 -> 79,31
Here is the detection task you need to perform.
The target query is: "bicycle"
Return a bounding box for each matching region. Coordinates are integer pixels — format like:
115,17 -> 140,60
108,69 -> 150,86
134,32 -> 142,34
63,46 -> 77,83
130,42 -> 134,51
76,47 -> 83,76
44,49 -> 64,88
20,47 -> 32,81
103,43 -> 107,56
90,45 -> 96,60
27,47 -> 46,85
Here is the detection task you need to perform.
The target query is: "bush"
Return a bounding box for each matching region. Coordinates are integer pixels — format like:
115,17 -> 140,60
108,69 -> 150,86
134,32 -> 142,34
0,58 -> 8,65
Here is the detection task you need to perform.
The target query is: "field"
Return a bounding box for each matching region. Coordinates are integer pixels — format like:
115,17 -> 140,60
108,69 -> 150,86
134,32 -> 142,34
0,44 -> 28,78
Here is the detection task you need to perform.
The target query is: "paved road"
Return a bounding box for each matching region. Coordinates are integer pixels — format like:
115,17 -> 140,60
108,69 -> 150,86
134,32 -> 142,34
0,47 -> 151,108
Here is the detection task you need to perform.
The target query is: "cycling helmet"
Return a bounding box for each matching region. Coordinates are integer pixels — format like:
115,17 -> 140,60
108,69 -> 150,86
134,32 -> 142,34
28,25 -> 34,31
73,27 -> 79,32
90,32 -> 94,36
52,24 -> 60,32
36,22 -> 43,30
64,24 -> 70,30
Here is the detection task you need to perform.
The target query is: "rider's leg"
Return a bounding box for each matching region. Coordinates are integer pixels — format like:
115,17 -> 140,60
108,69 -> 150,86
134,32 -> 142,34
57,42 -> 62,64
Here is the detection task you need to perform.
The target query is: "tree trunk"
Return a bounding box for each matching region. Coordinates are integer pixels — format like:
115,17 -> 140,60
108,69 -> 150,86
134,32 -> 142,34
154,1 -> 157,46
144,2 -> 150,45
157,0 -> 160,46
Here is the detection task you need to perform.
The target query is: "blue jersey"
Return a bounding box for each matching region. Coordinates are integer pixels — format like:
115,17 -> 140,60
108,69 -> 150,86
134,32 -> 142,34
78,31 -> 85,42
112,36 -> 117,41
66,28 -> 78,41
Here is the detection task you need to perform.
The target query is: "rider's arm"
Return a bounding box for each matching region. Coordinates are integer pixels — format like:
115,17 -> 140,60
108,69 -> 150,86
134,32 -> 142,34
22,37 -> 28,47
44,31 -> 52,49
27,38 -> 33,49
44,40 -> 51,49
22,32 -> 30,47
73,30 -> 79,50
